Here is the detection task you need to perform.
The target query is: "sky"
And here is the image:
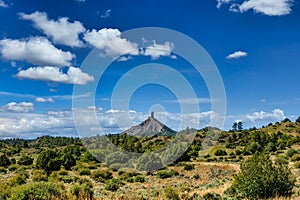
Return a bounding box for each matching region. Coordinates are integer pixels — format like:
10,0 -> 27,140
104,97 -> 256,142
0,0 -> 299,138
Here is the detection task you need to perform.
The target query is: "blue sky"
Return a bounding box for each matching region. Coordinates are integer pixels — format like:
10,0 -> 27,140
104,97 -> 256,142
0,0 -> 299,138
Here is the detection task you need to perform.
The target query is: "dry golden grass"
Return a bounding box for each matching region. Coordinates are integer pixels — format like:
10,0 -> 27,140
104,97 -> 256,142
90,161 -> 239,199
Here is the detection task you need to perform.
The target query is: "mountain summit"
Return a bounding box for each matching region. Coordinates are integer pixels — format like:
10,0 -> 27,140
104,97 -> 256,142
122,112 -> 176,137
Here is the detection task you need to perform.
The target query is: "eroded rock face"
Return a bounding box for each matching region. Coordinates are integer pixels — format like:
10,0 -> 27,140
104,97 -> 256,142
122,112 -> 176,137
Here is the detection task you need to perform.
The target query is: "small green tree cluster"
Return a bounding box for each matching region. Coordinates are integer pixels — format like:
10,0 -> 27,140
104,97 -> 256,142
228,152 -> 295,199
36,149 -> 76,173
17,155 -> 33,166
0,154 -> 10,167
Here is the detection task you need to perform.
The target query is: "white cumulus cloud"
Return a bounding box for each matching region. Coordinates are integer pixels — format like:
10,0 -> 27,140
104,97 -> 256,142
35,97 -> 54,103
101,9 -> 111,18
246,109 -> 285,122
19,11 -> 86,47
0,0 -> 8,7
16,66 -> 94,85
226,51 -> 248,59
217,0 -> 233,8
142,41 -> 175,60
0,106 -> 223,138
2,102 -> 34,113
0,37 -> 74,66
83,28 -> 139,57
217,0 -> 294,16
239,0 -> 294,16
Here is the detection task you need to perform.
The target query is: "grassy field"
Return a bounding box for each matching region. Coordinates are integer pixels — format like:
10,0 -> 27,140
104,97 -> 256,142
0,120 -> 300,199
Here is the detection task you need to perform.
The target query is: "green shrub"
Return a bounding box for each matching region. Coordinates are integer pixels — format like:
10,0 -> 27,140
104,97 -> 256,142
8,164 -> 18,171
70,184 -> 80,199
124,177 -> 134,182
183,164 -> 194,171
264,142 -> 276,153
134,175 -> 145,183
246,142 -> 262,154
164,186 -> 180,200
105,178 -> 123,191
9,182 -> 67,200
157,169 -> 179,179
276,156 -> 289,165
226,143 -> 235,149
291,154 -> 300,162
60,153 -> 76,170
9,174 -> 27,186
91,169 -> 113,182
202,192 -> 222,200
0,182 -> 10,200
118,171 -> 139,179
78,178 -> 92,185
31,169 -> 48,182
36,149 -> 61,173
17,168 -> 29,178
286,149 -> 298,158
58,169 -> 68,176
0,154 -> 10,167
214,149 -> 227,156
0,166 -> 7,174
78,182 -> 94,200
193,174 -> 199,179
78,168 -> 91,176
61,176 -> 75,183
10,158 -> 16,164
235,149 -> 242,156
243,150 -> 251,156
87,163 -> 97,169
81,151 -> 96,163
294,161 -> 300,169
228,153 -> 295,199
17,155 -> 33,166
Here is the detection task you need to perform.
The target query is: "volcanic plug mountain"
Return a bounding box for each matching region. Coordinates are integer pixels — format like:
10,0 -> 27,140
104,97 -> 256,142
122,112 -> 176,137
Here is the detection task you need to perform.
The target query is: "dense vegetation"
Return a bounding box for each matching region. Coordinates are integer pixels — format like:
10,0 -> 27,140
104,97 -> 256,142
228,152 -> 295,199
0,118 -> 299,199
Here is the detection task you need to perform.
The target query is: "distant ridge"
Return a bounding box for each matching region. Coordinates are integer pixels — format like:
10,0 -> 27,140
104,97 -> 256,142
122,112 -> 176,137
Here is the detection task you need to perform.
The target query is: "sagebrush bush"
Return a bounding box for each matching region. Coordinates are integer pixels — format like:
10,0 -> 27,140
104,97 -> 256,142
134,175 -> 145,183
202,192 -> 222,200
78,168 -> 91,176
58,169 -> 68,176
294,161 -> 300,169
214,149 -> 227,156
0,182 -> 10,200
157,169 -> 179,179
183,164 -> 194,171
192,174 -> 199,179
164,186 -> 180,200
91,169 -> 113,182
286,149 -> 297,158
9,174 -> 27,186
8,164 -> 18,171
105,178 -> 123,191
9,182 -> 67,200
291,154 -> 300,162
31,169 -> 48,182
